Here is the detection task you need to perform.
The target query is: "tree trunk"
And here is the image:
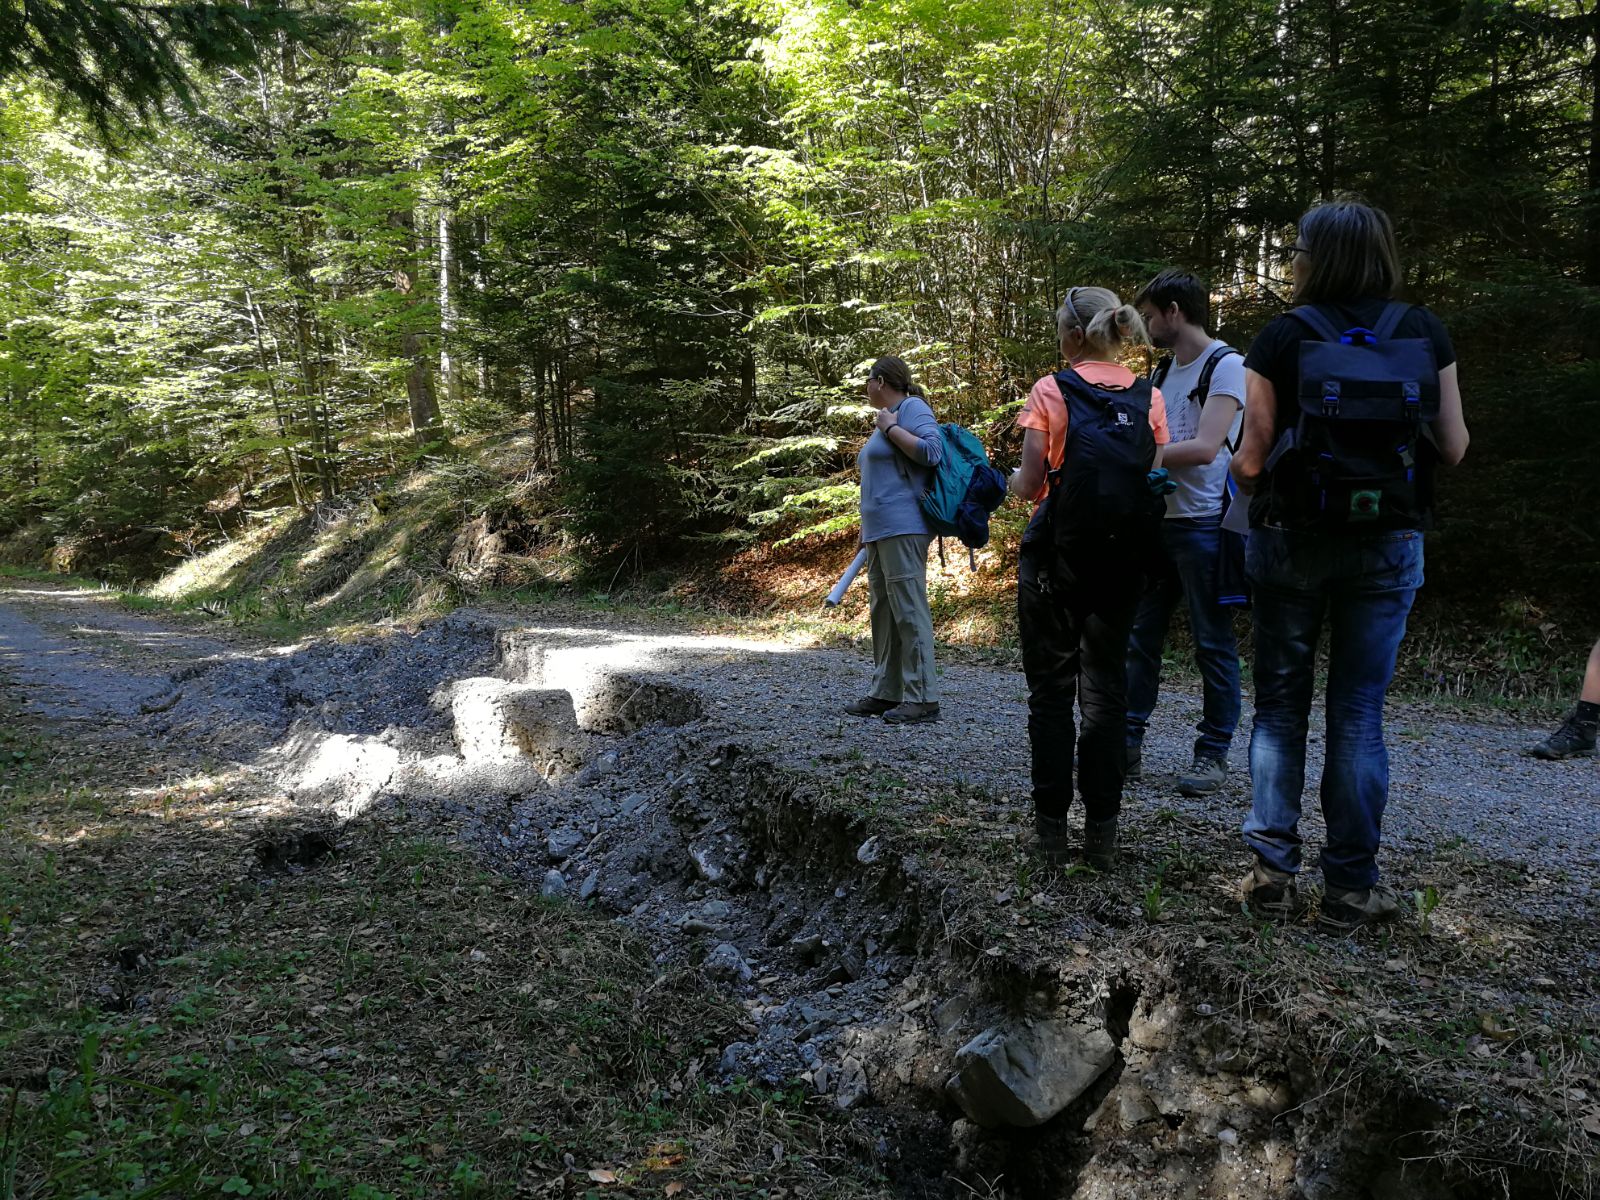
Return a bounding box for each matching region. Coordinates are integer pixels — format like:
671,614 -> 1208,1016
438,202 -> 463,411
1587,14 -> 1600,286
244,291 -> 308,509
405,330 -> 441,445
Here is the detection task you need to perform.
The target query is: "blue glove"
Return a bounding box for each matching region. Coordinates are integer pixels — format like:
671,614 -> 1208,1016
1147,468 -> 1178,497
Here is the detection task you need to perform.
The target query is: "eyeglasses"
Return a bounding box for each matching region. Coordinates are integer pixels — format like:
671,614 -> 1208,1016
1276,242 -> 1309,263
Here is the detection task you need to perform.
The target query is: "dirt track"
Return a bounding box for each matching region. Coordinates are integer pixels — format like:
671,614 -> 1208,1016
4,578 -> 1594,894
6,577 -> 1600,1198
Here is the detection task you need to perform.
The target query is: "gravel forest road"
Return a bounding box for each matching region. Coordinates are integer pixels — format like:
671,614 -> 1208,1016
2,577 -> 1595,901
6,576 -> 1598,1198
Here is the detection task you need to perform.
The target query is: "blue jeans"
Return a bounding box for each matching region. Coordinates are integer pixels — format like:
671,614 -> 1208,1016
1125,517 -> 1242,761
1242,527 -> 1423,891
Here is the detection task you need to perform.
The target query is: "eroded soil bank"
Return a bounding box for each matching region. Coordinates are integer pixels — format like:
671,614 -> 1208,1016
3,580 -> 1596,1198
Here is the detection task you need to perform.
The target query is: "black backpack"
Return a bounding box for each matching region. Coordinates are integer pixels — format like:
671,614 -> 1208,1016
1030,368 -> 1164,561
1265,303 -> 1440,530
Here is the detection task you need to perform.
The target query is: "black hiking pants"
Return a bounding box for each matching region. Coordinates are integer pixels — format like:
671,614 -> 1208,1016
1018,549 -> 1142,824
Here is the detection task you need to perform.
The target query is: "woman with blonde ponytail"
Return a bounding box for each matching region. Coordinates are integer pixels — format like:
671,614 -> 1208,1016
1008,286 -> 1171,868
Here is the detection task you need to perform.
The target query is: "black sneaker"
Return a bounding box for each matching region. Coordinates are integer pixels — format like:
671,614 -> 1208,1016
1319,883 -> 1401,933
1240,860 -> 1297,920
1082,817 -> 1118,869
1176,755 -> 1227,797
1124,742 -> 1142,782
1526,709 -> 1598,760
1035,814 -> 1070,866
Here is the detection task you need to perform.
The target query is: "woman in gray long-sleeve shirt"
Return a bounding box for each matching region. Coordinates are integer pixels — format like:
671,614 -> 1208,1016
844,356 -> 945,725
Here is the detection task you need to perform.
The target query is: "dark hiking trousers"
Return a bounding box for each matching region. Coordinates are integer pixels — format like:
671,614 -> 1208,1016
1018,550 -> 1142,824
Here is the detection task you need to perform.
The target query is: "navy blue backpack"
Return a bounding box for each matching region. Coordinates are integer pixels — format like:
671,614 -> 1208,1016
1023,368 -> 1164,565
1264,302 -> 1441,530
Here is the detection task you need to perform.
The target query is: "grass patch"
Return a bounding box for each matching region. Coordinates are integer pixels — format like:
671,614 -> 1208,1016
0,708 -> 884,1200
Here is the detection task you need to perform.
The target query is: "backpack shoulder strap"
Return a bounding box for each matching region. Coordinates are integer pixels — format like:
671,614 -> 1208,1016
1053,368 -> 1106,410
1373,301 -> 1413,341
1195,345 -> 1242,402
1288,305 -> 1343,343
1151,355 -> 1173,389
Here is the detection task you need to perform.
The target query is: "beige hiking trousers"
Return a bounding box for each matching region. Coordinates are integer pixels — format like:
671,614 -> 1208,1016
865,534 -> 938,704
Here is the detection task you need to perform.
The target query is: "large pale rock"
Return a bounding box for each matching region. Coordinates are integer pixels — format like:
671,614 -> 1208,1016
947,1020 -> 1116,1129
449,678 -> 589,779
1128,996 -> 1183,1051
280,730 -> 400,818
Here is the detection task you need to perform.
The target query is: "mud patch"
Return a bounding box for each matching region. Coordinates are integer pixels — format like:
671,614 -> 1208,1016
252,829 -> 337,874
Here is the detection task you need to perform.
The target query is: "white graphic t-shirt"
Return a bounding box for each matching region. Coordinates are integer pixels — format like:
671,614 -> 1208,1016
1159,340 -> 1245,518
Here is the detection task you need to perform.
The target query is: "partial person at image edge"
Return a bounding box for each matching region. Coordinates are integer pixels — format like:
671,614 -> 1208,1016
1525,636 -> 1599,759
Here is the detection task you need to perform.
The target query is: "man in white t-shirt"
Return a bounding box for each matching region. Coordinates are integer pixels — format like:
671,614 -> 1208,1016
1124,270 -> 1246,796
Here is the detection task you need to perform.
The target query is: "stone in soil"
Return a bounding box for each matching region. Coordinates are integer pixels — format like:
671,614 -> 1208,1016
703,942 -> 752,983
947,1020 -> 1117,1128
546,827 -> 584,861
835,1056 -> 869,1109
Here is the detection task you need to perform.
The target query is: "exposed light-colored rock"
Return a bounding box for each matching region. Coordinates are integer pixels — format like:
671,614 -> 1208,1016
947,1020 -> 1116,1128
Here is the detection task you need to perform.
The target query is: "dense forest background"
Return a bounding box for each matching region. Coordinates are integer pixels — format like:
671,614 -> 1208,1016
2,0 -> 1597,643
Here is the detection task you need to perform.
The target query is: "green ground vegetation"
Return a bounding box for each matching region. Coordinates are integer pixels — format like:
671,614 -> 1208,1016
0,707 -> 884,1200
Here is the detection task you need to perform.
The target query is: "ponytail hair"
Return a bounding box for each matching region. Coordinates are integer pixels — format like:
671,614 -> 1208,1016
1056,287 -> 1151,357
868,355 -> 924,397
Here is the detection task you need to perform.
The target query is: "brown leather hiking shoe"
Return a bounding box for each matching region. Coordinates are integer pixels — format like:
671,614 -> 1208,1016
1241,860 -> 1298,920
883,702 -> 940,725
1318,883 -> 1401,933
843,696 -> 896,718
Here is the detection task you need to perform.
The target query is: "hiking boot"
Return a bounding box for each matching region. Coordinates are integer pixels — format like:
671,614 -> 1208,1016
883,701 -> 940,725
843,695 -> 896,718
1176,755 -> 1227,797
1081,817 -> 1118,869
1240,860 -> 1297,920
1525,708 -> 1598,760
1123,742 -> 1142,782
1035,815 -> 1071,866
1318,882 -> 1402,933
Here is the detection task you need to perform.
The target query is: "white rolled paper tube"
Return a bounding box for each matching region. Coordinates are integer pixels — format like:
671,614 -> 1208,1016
825,547 -> 870,607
